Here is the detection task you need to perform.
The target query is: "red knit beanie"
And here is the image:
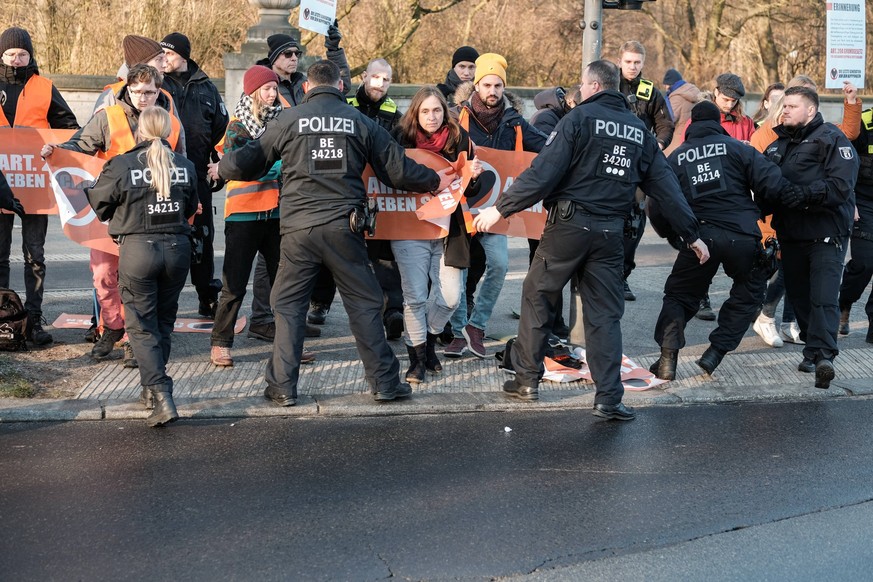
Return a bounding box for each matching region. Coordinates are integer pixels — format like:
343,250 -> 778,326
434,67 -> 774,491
244,65 -> 279,95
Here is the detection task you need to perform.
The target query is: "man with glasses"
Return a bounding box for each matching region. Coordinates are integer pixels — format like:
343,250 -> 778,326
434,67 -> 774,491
41,64 -> 185,363
0,27 -> 80,347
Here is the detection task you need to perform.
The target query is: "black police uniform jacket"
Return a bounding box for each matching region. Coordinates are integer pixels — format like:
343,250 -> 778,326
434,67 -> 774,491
764,113 -> 859,242
665,119 -> 791,239
85,140 -> 199,237
495,90 -> 699,244
349,84 -> 402,131
852,108 -> 873,227
217,85 -> 440,235
162,61 -> 229,180
619,73 -> 674,150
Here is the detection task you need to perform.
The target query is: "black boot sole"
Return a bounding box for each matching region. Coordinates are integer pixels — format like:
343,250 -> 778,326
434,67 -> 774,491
147,412 -> 178,427
815,364 -> 835,389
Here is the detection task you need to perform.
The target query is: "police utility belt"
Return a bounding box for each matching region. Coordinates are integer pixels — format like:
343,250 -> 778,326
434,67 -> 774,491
547,200 -> 629,231
349,197 -> 378,236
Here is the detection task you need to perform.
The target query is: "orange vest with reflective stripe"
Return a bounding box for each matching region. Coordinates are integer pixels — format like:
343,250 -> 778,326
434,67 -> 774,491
0,75 -> 53,128
219,116 -> 280,218
98,104 -> 181,160
458,106 -> 523,151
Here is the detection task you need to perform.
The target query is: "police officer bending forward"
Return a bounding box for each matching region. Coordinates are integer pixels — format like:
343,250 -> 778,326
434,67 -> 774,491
86,107 -> 199,427
474,60 -> 709,421
215,60 -> 454,405
649,101 -> 794,381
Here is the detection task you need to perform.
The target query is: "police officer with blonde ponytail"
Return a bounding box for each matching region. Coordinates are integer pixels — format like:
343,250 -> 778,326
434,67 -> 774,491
86,106 -> 199,427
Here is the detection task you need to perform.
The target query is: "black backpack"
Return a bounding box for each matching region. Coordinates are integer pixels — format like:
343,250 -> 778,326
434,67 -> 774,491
0,288 -> 28,351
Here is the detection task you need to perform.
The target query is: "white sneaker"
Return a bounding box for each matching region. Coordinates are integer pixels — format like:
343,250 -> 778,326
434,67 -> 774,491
781,321 -> 804,344
753,314 -> 783,348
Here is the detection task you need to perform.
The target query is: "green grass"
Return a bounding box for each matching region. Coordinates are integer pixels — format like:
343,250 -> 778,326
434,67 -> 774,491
0,356 -> 37,398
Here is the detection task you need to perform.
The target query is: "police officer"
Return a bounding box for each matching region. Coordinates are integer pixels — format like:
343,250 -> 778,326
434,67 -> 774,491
160,32 -> 229,318
474,60 -> 708,421
85,107 -> 200,427
837,105 -> 873,342
616,40 -> 674,302
649,101 -> 793,380
764,86 -> 858,389
213,60 -> 454,405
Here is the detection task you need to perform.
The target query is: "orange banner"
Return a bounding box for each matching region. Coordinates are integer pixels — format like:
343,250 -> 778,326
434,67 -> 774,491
44,148 -> 118,256
0,127 -> 76,214
462,146 -> 546,239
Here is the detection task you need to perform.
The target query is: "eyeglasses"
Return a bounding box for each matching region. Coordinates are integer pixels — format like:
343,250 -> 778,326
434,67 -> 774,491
282,50 -> 302,58
129,89 -> 158,98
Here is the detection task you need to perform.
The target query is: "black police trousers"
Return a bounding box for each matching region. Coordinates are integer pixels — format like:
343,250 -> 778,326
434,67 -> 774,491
118,233 -> 191,390
189,182 -> 222,304
839,225 -> 873,321
655,224 -> 765,353
266,217 -> 401,397
782,237 -> 847,363
510,210 -> 626,405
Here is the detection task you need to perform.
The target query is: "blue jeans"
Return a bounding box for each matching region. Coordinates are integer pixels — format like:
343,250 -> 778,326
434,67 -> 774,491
391,239 -> 462,346
450,233 -> 508,335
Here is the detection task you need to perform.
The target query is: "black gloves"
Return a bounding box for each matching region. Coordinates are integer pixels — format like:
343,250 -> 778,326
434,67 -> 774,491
780,185 -> 807,209
324,21 -> 342,51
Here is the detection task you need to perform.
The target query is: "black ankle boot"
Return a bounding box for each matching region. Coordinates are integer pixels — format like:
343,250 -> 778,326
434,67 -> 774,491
425,333 -> 442,373
697,346 -> 725,376
839,306 -> 851,335
655,348 -> 678,381
146,387 -> 179,427
405,344 -> 426,384
140,386 -> 154,410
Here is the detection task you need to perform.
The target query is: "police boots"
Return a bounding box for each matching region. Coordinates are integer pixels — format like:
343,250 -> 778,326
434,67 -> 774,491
405,344 -> 427,384
649,348 -> 678,381
425,333 -> 443,373
839,306 -> 851,335
697,346 -> 726,376
146,385 -> 179,427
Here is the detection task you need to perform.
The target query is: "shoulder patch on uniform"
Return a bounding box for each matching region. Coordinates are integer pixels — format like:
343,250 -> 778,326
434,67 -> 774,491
839,146 -> 854,160
545,131 -> 557,147
220,103 -> 227,116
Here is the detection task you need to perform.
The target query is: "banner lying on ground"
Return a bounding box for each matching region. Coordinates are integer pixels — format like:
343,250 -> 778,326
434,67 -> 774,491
53,313 -> 247,334
542,348 -> 668,391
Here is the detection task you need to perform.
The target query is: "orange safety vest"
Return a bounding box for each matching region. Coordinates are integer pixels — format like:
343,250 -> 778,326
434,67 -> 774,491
98,104 -> 181,159
0,74 -> 53,128
458,106 -> 523,152
218,116 -> 280,218
103,81 -> 177,117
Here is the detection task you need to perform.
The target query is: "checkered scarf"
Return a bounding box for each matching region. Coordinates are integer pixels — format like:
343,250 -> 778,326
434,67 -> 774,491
234,93 -> 282,139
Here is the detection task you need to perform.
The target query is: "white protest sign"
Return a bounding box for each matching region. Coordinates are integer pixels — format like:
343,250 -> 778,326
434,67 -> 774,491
298,0 -> 337,36
825,0 -> 866,89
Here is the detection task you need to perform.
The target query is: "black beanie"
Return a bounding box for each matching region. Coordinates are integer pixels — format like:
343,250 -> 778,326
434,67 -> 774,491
691,100 -> 721,123
452,46 -> 479,68
663,68 -> 682,86
0,27 -> 34,58
160,32 -> 191,61
267,34 -> 300,66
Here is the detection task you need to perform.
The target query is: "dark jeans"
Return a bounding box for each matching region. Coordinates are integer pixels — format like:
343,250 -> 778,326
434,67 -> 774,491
511,211 -> 626,405
250,254 -> 274,325
212,219 -> 280,347
781,238 -> 847,362
839,235 -> 873,320
761,262 -> 796,323
267,218 -> 400,397
0,213 -> 47,315
654,225 -> 767,353
189,183 -> 221,304
118,233 -> 190,389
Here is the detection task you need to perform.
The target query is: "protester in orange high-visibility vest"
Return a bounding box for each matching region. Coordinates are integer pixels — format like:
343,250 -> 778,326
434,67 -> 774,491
0,27 -> 79,347
41,64 -> 184,364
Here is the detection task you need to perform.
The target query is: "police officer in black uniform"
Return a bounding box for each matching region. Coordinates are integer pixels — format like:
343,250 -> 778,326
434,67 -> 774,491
86,106 -> 199,427
474,60 -> 708,421
214,60 -> 454,405
837,106 -> 873,342
649,101 -> 794,380
764,86 -> 859,389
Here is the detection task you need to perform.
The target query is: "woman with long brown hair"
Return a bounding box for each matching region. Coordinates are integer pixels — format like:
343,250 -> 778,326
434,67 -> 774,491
86,106 -> 199,426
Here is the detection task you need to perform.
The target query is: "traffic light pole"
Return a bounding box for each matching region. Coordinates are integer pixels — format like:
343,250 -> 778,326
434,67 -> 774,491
581,0 -> 604,69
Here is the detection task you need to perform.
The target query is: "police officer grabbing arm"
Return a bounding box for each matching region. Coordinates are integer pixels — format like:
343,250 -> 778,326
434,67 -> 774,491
474,59 -> 707,422
215,60 -> 454,406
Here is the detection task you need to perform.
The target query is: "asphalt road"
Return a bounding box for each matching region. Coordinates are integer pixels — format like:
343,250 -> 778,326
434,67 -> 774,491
3,400 -> 873,581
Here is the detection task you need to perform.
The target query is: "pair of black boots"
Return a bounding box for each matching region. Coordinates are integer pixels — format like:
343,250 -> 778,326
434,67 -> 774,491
140,384 -> 179,427
405,333 -> 442,384
649,346 -> 725,381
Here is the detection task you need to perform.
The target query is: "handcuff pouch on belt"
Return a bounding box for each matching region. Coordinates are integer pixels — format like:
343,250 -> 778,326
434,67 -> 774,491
547,199 -> 576,226
190,224 -> 209,264
624,203 -> 643,239
350,197 -> 378,237
753,236 -> 780,279
852,225 -> 873,242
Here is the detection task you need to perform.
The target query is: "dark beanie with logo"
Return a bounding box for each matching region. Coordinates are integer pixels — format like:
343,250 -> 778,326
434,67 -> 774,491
0,27 -> 34,58
160,32 -> 191,61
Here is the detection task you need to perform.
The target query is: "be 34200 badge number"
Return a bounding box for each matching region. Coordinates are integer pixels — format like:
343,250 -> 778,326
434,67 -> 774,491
602,144 -> 631,176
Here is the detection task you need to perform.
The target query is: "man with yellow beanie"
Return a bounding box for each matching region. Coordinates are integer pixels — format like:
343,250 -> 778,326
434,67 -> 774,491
444,52 -> 547,360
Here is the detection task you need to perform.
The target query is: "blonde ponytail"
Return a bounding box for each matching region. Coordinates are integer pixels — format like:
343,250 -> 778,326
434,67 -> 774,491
136,106 -> 176,202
